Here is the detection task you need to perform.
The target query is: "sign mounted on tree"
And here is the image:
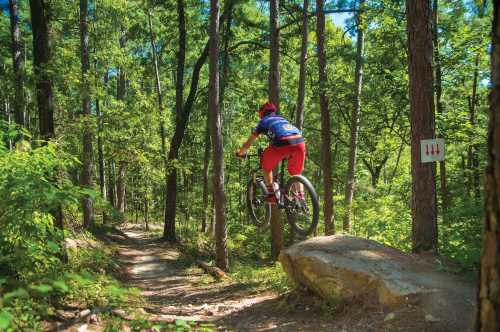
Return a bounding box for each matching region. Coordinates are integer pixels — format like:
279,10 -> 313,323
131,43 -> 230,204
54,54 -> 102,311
420,138 -> 445,163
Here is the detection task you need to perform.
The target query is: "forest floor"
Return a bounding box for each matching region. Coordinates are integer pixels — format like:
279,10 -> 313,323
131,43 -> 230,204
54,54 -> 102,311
64,224 -> 473,332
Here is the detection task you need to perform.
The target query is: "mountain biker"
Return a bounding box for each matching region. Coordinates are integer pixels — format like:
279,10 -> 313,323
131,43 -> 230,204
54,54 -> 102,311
236,102 -> 306,204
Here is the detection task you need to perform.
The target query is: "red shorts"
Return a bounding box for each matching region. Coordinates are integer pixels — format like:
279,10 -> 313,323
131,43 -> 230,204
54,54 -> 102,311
260,142 -> 306,175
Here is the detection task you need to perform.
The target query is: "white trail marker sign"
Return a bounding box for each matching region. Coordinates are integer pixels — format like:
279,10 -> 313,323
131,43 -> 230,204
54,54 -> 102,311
420,138 -> 445,163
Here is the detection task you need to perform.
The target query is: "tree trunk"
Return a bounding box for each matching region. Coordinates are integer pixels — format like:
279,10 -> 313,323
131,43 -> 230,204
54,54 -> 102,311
209,0 -> 228,270
406,0 -> 437,253
80,0 -> 93,228
9,0 -> 25,131
3,98 -> 12,150
269,0 -> 283,261
97,73 -> 107,223
116,161 -> 126,214
29,0 -> 54,141
115,31 -> 126,218
343,0 -> 365,232
295,0 -> 308,130
468,54 -> 481,200
202,118 -> 211,233
107,159 -> 116,208
29,0 -> 65,232
476,3 -> 500,329
164,0 -> 186,242
316,0 -> 335,235
163,1 -> 212,241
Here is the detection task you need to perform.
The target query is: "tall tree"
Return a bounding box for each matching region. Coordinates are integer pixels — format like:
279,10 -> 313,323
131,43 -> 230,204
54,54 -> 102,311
116,31 -> 127,215
295,0 -> 308,130
9,0 -> 25,131
29,0 -> 54,141
96,70 -> 108,223
406,0 -> 437,253
209,0 -> 228,270
163,0 -> 211,241
343,0 -> 365,232
316,0 -> 334,235
269,0 -> 283,260
476,2 -> 500,329
164,0 -> 187,242
80,0 -> 93,228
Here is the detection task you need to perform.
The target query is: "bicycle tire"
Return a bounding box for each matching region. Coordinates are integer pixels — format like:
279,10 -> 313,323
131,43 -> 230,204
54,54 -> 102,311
247,177 -> 271,227
285,175 -> 319,237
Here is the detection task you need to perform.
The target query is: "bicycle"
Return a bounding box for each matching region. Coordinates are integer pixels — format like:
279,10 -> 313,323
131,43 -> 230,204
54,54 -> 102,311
238,148 -> 319,237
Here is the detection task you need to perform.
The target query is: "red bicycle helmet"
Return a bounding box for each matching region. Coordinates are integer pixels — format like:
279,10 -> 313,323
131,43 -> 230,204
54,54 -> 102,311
258,102 -> 277,119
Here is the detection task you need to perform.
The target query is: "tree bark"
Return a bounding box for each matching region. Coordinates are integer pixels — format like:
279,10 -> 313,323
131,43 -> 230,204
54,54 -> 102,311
269,0 -> 283,261
476,3 -> 500,329
406,0 -> 437,253
316,0 -> 335,235
209,0 -> 228,270
343,0 -> 365,232
97,72 -> 107,223
164,2 -> 212,241
80,0 -> 93,228
116,161 -> 126,214
295,0 -> 308,130
3,98 -> 12,150
202,118 -> 211,233
116,32 -> 127,217
107,159 -> 116,207
164,0 -> 187,242
29,0 -> 54,141
468,54 -> 481,200
9,0 -> 25,131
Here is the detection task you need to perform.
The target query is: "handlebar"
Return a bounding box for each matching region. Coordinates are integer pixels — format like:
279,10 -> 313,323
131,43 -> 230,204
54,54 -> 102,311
235,148 -> 264,159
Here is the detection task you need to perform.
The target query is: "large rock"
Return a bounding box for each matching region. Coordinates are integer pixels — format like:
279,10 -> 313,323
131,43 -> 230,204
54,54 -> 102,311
279,236 -> 475,318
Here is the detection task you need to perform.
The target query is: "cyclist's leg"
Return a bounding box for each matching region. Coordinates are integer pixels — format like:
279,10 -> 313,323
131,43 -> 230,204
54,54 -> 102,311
287,143 -> 306,197
261,145 -> 284,203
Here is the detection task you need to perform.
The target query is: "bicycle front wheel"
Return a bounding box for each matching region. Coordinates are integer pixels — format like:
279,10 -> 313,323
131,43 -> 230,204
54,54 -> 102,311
247,176 -> 271,227
285,175 -> 319,237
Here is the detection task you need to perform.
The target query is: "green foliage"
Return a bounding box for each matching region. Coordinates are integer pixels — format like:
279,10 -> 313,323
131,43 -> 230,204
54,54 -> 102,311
0,138 -> 80,278
0,229 -> 142,331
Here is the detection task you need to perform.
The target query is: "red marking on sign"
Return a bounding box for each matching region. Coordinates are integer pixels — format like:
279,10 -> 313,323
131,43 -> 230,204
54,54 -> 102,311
431,145 -> 434,155
426,144 -> 429,155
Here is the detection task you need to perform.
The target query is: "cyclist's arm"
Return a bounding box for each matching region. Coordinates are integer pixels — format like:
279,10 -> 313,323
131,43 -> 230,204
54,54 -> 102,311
238,133 -> 258,156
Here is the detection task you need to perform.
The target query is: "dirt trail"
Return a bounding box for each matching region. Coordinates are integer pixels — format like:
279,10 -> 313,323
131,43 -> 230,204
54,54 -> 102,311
99,225 -> 466,331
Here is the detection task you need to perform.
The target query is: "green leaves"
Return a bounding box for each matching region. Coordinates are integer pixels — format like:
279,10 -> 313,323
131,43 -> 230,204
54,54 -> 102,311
29,284 -> 53,294
0,311 -> 12,330
52,281 -> 69,293
3,288 -> 29,303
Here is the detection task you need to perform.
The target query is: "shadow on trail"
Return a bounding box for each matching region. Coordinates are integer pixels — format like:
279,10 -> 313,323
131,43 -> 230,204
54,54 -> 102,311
107,224 -> 279,326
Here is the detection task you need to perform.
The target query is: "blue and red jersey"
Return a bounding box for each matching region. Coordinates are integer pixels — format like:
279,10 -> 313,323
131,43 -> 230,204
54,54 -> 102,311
252,113 -> 304,147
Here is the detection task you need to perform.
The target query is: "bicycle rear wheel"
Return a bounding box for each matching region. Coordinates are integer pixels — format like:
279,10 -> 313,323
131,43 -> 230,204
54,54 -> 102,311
247,176 -> 271,227
285,175 -> 319,237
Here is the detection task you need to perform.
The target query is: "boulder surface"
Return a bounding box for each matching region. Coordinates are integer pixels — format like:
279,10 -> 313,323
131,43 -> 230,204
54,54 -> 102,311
279,235 -> 476,330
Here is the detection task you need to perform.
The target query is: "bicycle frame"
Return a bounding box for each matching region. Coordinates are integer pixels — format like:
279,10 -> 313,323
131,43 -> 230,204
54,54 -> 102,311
245,148 -> 292,209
